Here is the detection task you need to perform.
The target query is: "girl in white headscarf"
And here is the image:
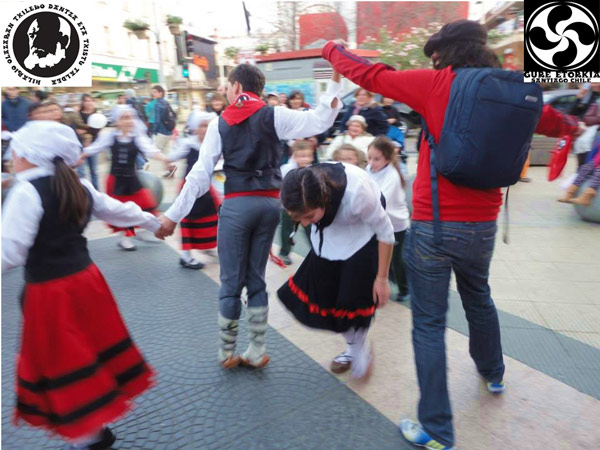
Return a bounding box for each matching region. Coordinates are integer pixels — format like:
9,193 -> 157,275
79,105 -> 175,251
168,111 -> 221,269
2,120 -> 159,450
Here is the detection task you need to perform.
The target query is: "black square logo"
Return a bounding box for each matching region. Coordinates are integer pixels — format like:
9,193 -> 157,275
524,0 -> 599,72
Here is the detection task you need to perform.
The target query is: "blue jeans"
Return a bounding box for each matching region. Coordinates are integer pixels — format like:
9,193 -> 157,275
403,220 -> 505,447
76,154 -> 99,190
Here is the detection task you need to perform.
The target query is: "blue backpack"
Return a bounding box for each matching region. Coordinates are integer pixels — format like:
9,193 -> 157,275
422,68 -> 543,243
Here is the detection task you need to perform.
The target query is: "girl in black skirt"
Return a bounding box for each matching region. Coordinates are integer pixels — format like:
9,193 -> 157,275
168,112 -> 221,269
277,162 -> 394,378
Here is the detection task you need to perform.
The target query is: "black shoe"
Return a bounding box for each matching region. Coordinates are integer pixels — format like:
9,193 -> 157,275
518,177 -> 531,183
179,258 -> 205,270
280,254 -> 292,265
64,427 -> 116,450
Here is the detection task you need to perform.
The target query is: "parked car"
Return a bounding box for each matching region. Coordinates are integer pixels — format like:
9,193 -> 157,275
334,89 -> 421,135
529,89 -> 580,166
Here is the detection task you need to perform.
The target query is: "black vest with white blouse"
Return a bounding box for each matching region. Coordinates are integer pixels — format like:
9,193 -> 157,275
218,106 -> 282,194
25,176 -> 93,283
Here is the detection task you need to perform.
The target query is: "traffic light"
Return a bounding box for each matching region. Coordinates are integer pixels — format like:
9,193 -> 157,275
185,32 -> 194,57
182,61 -> 189,78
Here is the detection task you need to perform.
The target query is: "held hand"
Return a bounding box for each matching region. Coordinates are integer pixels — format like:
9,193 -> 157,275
74,156 -> 86,167
331,39 -> 347,48
576,121 -> 587,137
332,69 -> 341,83
372,276 -> 390,309
156,215 -> 177,239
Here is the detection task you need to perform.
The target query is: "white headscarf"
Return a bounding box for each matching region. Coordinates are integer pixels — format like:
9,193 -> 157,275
187,111 -> 216,131
113,104 -> 147,135
9,120 -> 82,169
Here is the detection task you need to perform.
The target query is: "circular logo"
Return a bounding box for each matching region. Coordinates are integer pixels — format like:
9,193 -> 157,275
13,11 -> 80,78
526,1 -> 599,71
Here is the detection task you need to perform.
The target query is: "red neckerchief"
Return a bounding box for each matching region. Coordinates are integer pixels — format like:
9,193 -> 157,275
221,92 -> 266,126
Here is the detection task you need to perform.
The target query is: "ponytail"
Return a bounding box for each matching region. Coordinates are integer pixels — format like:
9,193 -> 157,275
369,136 -> 406,189
52,156 -> 89,226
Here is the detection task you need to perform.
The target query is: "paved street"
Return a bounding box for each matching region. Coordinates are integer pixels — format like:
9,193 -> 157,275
2,137 -> 600,449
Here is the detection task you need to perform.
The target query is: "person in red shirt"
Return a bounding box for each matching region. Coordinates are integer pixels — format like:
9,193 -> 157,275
322,19 -> 582,450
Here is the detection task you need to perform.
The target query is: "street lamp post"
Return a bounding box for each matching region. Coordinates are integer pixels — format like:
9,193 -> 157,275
151,0 -> 166,87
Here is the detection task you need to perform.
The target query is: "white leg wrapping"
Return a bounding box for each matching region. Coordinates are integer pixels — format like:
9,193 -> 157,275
242,305 -> 269,364
218,313 -> 239,362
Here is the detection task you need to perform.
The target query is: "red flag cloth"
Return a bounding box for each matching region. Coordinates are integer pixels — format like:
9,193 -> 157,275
221,92 -> 266,126
548,135 -> 573,181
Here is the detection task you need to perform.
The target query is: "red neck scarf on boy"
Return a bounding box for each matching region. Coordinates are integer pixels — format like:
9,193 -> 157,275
221,92 -> 266,126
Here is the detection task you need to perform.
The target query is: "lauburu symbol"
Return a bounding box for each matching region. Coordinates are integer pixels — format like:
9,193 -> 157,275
527,1 -> 599,70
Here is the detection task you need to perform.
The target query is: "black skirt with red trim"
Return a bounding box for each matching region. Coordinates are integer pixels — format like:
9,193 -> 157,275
15,263 -> 155,440
105,174 -> 157,237
277,236 -> 378,333
180,183 -> 221,250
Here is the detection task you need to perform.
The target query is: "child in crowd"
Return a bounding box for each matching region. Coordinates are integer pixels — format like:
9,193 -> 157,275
332,143 -> 367,168
559,145 -> 600,205
79,106 -> 175,251
277,162 -> 394,378
367,136 -> 410,301
278,140 -> 315,265
2,121 -> 158,450
168,112 -> 221,269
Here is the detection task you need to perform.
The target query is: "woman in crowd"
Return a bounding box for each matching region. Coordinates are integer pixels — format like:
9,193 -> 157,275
326,115 -> 374,159
339,88 -> 389,137
76,94 -> 102,189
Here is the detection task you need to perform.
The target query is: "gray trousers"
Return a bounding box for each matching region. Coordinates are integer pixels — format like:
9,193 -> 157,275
217,196 -> 280,319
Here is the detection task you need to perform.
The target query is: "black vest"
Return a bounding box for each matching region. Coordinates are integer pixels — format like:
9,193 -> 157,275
110,138 -> 142,195
218,106 -> 282,194
185,145 -> 199,177
25,176 -> 93,283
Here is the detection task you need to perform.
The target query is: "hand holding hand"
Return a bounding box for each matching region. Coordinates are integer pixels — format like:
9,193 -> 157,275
155,215 -> 177,239
372,276 -> 390,309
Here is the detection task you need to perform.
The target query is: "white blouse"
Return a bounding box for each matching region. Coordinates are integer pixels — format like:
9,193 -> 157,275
165,80 -> 343,223
2,167 -> 160,272
326,133 -> 374,159
168,136 -> 200,162
367,163 -> 410,233
310,162 -> 394,261
82,129 -> 162,158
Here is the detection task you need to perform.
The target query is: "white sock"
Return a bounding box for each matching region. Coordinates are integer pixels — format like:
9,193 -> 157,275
181,250 -> 192,262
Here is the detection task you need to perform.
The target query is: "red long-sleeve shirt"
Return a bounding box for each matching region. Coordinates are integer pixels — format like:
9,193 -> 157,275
323,42 -> 579,222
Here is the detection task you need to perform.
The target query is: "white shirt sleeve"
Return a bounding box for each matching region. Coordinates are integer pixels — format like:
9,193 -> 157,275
134,133 -> 162,157
168,138 -> 192,162
80,179 -> 160,232
2,181 -> 43,271
350,175 -> 395,245
165,117 -> 222,223
274,80 -> 342,140
82,130 -> 114,156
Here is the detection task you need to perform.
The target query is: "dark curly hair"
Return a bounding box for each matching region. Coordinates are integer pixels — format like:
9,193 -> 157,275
434,41 -> 501,70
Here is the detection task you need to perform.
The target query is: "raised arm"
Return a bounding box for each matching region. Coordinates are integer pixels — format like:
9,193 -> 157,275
322,41 -> 436,115
274,74 -> 343,140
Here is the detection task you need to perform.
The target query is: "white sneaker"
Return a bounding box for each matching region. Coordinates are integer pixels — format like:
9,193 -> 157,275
118,237 -> 136,251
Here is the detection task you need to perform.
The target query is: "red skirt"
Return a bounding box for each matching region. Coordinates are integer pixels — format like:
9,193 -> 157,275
180,181 -> 221,250
15,264 -> 155,439
105,174 -> 157,237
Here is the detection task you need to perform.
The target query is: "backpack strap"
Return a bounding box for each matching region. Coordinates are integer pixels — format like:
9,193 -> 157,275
421,117 -> 443,245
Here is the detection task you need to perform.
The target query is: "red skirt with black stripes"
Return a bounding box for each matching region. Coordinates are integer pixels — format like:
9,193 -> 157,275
105,174 -> 157,237
180,182 -> 221,250
15,263 -> 155,439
